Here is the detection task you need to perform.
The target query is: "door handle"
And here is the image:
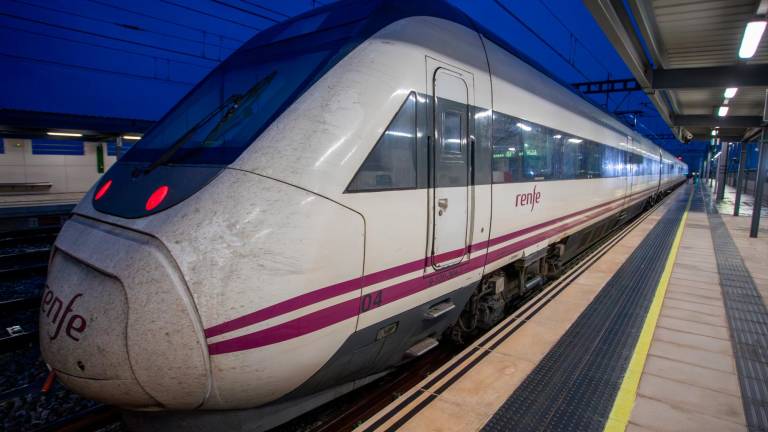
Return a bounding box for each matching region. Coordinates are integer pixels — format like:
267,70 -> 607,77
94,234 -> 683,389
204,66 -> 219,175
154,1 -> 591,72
438,198 -> 448,211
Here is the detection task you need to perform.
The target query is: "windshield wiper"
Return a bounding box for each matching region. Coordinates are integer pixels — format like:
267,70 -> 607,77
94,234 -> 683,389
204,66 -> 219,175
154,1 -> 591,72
142,71 -> 277,174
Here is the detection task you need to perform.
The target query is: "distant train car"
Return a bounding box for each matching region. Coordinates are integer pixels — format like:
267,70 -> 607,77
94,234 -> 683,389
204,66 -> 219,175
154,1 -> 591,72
40,0 -> 686,430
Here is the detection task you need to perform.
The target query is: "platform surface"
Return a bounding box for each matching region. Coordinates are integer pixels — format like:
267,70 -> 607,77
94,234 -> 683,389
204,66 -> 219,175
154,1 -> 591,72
360,183 -> 768,432
0,192 -> 83,209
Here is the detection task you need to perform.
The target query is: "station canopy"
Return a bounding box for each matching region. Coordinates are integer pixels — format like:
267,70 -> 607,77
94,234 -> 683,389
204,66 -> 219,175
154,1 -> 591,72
585,0 -> 768,142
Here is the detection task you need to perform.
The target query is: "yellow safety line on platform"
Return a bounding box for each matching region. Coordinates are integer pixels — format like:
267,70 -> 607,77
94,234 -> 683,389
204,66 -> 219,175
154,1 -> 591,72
604,187 -> 693,432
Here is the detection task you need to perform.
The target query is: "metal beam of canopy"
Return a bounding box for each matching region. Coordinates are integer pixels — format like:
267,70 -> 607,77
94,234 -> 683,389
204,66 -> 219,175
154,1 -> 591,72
672,115 -> 765,128
652,64 -> 768,90
582,0 -> 683,140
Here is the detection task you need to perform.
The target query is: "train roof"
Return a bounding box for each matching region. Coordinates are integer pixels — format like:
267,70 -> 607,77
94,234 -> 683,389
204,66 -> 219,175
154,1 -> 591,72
226,0 -> 686,167
256,0 -> 685,167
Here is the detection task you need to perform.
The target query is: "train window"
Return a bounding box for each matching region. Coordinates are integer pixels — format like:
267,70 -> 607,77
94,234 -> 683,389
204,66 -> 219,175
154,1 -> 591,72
629,153 -> 643,176
347,93 -> 417,192
560,135 -> 579,180
601,146 -> 622,177
491,112 -> 523,183
579,141 -> 602,178
490,112 -> 668,182
122,18 -> 360,166
441,111 -> 462,155
521,123 -> 555,180
492,113 -> 557,182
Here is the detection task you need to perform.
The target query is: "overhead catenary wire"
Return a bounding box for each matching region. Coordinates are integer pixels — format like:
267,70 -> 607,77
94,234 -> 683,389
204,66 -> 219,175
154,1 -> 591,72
8,0 -> 245,55
238,0 -> 291,18
212,0 -> 280,23
86,0 -> 248,44
0,51 -> 197,86
159,0 -> 263,30
0,22 -> 223,71
0,11 -> 226,64
492,0 -> 666,144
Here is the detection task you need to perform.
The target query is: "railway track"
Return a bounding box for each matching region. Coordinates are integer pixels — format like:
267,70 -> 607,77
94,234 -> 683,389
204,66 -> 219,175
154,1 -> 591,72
278,189 -> 675,432
0,207 -> 119,432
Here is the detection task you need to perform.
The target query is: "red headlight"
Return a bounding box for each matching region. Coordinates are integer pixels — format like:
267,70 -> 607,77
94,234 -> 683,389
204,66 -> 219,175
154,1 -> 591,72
94,180 -> 112,201
145,185 -> 169,211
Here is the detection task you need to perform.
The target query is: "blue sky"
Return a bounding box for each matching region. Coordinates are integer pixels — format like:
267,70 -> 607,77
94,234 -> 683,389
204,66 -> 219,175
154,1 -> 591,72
0,0 -> 703,165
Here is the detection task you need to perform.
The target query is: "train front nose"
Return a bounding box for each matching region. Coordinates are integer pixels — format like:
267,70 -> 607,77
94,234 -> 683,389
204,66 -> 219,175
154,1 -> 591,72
40,216 -> 210,410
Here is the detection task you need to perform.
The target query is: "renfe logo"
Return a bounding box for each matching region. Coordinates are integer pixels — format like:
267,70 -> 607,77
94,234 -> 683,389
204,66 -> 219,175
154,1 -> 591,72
515,185 -> 541,212
41,285 -> 87,342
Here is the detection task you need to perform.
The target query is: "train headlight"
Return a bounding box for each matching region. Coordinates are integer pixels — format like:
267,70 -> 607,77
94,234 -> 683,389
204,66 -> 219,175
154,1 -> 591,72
145,185 -> 169,211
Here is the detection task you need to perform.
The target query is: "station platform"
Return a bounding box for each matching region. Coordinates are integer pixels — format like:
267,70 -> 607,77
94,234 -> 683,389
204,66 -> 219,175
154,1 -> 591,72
0,192 -> 83,209
0,193 -> 80,224
711,183 -> 768,220
359,183 -> 768,432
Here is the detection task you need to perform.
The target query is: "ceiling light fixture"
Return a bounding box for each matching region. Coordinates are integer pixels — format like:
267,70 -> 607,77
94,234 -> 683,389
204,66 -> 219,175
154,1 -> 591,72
47,131 -> 83,137
724,88 -> 738,98
718,106 -> 729,117
739,20 -> 767,59
122,135 -> 142,140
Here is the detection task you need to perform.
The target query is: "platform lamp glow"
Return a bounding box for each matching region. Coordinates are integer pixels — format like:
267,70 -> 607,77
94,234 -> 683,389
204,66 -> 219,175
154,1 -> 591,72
739,20 -> 766,59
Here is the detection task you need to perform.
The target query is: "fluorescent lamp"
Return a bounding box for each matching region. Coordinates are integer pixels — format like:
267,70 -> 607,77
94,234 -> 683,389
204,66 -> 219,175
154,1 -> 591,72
516,123 -> 532,132
122,135 -> 142,140
553,134 -> 562,139
567,138 -> 583,143
711,130 -> 718,136
739,21 -> 766,59
47,131 -> 82,137
724,88 -> 738,98
723,98 -> 730,105
718,106 -> 729,117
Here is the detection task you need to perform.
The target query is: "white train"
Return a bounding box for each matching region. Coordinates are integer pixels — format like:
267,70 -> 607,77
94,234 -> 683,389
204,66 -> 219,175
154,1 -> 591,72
40,1 -> 686,430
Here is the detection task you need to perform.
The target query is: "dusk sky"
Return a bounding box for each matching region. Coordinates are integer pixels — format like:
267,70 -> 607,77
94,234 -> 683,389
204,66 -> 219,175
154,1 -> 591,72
0,0 -> 705,167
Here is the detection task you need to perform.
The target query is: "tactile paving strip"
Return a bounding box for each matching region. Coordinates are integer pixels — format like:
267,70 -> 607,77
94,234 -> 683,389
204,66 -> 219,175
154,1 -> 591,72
481,187 -> 690,432
702,186 -> 768,431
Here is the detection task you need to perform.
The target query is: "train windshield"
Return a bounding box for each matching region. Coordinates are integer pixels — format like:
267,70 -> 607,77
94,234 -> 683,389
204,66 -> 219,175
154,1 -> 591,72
123,9 -> 369,166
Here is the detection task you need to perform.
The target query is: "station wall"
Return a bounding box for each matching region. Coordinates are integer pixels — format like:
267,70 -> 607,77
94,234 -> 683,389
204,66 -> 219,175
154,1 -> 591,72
0,138 -> 117,194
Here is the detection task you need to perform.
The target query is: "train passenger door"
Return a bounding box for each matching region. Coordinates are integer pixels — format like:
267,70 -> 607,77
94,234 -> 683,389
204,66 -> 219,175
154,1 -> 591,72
428,60 -> 474,268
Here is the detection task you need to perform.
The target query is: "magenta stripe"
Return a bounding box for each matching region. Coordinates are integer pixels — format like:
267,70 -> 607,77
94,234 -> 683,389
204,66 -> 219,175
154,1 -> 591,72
207,191 -> 654,355
361,258 -> 426,287
207,297 -> 361,355
203,186 -> 657,338
204,278 -> 361,338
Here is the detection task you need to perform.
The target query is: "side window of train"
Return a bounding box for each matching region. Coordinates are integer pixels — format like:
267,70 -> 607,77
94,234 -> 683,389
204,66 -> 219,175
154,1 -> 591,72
347,93 -> 417,192
441,111 -> 462,155
630,153 -> 644,176
491,112 -> 523,183
491,112 -> 556,182
560,136 -> 580,180
521,122 -> 555,181
579,141 -> 602,178
434,97 -> 469,188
